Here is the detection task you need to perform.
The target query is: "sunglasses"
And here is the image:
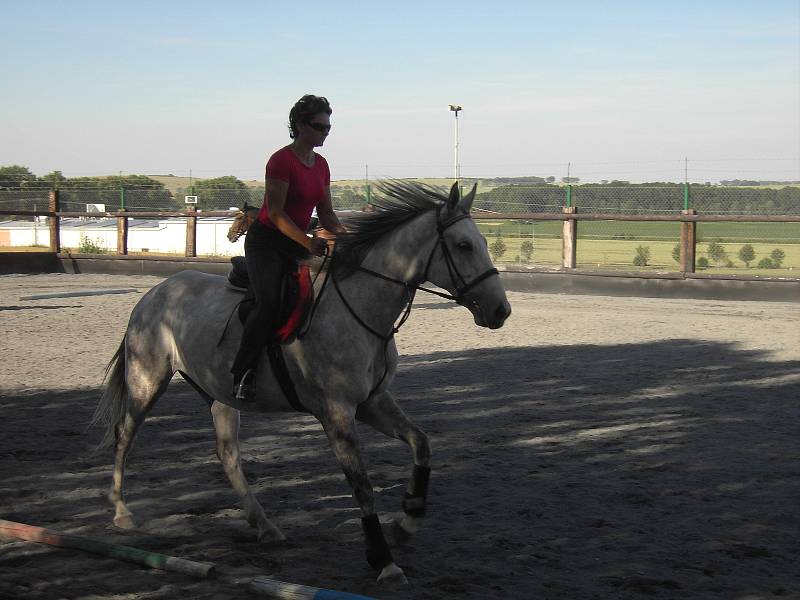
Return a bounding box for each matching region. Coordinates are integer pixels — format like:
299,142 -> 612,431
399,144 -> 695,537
306,122 -> 332,133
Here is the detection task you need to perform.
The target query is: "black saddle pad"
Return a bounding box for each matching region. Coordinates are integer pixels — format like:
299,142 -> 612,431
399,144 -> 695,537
228,256 -> 250,289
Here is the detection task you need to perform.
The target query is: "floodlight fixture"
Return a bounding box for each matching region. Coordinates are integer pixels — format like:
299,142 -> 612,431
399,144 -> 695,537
449,105 -> 462,180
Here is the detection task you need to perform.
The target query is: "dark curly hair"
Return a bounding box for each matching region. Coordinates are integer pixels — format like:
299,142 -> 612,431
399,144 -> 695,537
288,94 -> 332,139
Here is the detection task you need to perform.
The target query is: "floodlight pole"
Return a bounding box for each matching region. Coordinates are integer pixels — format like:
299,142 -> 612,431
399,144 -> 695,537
449,104 -> 462,181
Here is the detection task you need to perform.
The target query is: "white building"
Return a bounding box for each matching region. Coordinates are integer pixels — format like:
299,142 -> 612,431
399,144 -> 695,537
0,216 -> 245,257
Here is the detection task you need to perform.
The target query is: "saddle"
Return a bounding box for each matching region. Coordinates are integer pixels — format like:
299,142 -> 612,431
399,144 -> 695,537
227,256 -> 313,345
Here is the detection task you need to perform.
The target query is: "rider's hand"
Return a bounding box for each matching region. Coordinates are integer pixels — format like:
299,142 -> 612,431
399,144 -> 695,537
307,236 -> 328,257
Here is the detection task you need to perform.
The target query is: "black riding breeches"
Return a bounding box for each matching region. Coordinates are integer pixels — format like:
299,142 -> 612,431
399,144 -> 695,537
230,220 -> 305,378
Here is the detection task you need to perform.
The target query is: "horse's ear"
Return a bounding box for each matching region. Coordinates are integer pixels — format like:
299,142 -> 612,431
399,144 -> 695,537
447,181 -> 460,211
459,183 -> 477,213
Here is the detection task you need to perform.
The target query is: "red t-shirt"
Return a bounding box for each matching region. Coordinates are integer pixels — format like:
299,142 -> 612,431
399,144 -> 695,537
257,146 -> 330,231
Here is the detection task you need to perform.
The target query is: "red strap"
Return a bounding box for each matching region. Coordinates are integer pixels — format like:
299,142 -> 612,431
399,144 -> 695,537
275,265 -> 313,342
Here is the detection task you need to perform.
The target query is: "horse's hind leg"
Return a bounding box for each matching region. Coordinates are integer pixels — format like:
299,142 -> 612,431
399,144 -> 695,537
355,391 -> 431,543
109,354 -> 172,529
210,401 -> 285,542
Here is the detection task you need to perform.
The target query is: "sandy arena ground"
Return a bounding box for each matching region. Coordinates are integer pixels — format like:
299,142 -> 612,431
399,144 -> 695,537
1,273 -> 798,599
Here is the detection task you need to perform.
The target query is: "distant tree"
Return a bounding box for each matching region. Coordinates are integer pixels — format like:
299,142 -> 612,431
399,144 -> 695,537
738,244 -> 755,267
757,257 -> 775,269
520,239 -> 534,262
707,240 -> 728,264
770,248 -> 785,267
633,245 -> 651,267
194,176 -> 251,210
545,176 -> 555,183
561,177 -> 580,184
697,256 -> 710,269
0,165 -> 37,188
489,236 -> 506,261
56,174 -> 174,211
40,171 -> 67,187
672,244 -> 681,263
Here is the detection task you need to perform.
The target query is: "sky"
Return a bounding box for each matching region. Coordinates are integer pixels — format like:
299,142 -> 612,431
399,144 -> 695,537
1,1 -> 799,184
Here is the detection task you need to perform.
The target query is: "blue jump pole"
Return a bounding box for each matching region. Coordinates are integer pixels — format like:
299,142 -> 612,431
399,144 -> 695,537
250,576 -> 378,600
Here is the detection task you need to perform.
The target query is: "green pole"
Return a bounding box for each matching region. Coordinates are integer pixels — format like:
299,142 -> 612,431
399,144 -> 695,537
566,184 -> 572,208
119,171 -> 125,210
683,182 -> 689,211
364,164 -> 370,207
0,519 -> 215,579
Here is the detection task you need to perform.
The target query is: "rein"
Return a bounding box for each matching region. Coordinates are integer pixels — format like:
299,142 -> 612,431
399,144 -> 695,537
298,207 -> 499,395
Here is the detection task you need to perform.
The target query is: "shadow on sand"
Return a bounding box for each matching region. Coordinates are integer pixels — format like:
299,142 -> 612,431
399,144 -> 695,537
1,339 -> 798,599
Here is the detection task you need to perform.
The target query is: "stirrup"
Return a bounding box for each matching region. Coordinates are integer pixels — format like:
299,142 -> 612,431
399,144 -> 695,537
234,369 -> 256,402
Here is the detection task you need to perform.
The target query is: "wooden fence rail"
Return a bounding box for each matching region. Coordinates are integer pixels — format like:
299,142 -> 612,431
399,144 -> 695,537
1,190 -> 799,273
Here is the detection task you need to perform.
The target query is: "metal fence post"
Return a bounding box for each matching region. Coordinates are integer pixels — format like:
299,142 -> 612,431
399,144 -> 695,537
48,190 -> 60,253
562,206 -> 577,269
680,209 -> 697,273
185,205 -> 197,257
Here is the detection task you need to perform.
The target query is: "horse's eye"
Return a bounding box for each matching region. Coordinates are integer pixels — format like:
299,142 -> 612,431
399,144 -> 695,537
457,241 -> 473,251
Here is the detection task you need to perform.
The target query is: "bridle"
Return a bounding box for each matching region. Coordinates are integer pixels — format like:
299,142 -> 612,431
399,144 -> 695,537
422,205 -> 500,304
300,204 -> 499,341
294,204 -> 499,398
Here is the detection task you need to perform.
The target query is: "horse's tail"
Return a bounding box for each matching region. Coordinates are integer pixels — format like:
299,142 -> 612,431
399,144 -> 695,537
91,337 -> 129,450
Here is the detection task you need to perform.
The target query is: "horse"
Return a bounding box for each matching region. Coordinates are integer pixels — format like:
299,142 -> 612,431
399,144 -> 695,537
93,181 -> 511,586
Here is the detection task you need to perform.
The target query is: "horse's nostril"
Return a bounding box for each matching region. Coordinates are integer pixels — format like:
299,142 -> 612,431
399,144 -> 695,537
495,304 -> 510,321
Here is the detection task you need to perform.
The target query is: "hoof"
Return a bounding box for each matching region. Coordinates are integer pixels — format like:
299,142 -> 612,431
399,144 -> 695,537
377,562 -> 408,587
113,514 -> 136,530
257,525 -> 286,544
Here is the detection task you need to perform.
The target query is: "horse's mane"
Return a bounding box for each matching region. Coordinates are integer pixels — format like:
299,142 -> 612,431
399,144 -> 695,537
332,181 -> 446,277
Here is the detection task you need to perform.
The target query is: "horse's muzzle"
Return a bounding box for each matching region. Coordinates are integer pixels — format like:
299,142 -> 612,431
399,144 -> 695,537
467,297 -> 511,329
487,300 -> 511,329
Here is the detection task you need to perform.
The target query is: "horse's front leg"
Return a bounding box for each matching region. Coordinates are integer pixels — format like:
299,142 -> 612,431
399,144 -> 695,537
320,403 -> 407,586
355,391 -> 431,544
210,401 -> 284,542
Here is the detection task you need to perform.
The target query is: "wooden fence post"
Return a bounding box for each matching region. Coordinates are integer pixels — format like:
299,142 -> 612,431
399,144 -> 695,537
48,190 -> 60,253
185,206 -> 197,257
680,209 -> 697,273
116,210 -> 128,255
562,206 -> 577,269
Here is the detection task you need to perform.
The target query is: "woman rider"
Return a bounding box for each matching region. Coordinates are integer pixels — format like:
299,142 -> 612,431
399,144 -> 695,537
232,94 -> 345,401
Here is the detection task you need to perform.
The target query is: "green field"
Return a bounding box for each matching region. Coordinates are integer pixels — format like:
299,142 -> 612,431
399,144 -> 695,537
475,220 -> 800,277
476,220 -> 800,244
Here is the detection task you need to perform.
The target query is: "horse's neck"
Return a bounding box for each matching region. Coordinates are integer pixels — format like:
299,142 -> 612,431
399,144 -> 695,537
333,211 -> 436,333
364,211 -> 434,282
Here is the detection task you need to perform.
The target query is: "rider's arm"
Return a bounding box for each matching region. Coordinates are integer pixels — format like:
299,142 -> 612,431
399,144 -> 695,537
265,178 -> 325,255
316,186 -> 346,234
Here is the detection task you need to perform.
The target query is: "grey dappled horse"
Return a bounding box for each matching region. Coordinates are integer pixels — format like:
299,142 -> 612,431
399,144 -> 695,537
93,181 -> 511,585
